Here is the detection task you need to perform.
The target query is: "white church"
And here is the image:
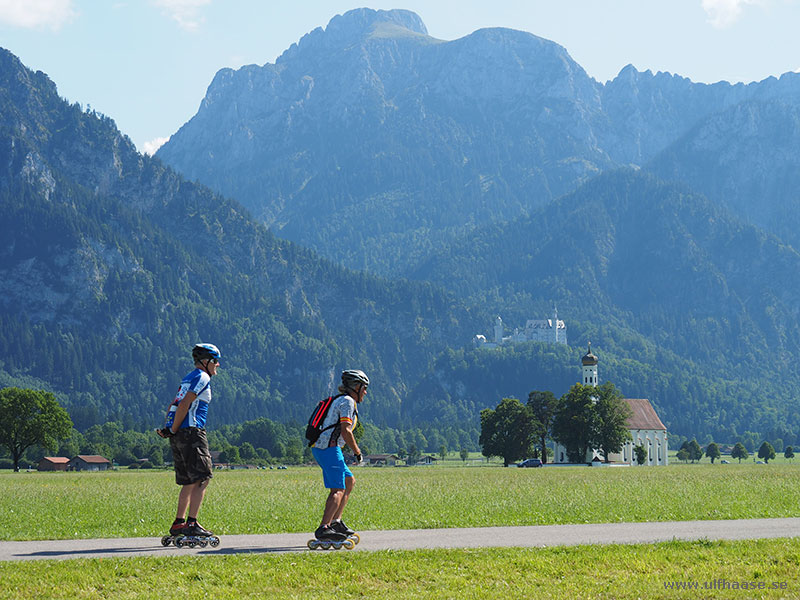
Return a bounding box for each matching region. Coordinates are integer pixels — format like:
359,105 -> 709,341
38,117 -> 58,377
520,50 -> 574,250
474,308 -> 567,349
552,344 -> 668,466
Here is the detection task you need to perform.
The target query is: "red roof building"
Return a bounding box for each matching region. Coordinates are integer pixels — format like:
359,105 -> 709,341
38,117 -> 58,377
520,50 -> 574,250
67,455 -> 111,471
38,457 -> 70,471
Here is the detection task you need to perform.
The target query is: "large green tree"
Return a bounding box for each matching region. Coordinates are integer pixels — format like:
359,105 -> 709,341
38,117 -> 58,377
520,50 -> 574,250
527,390 -> 556,464
731,442 -> 749,463
551,384 -> 598,464
758,441 -> 776,463
591,382 -> 632,463
0,387 -> 72,471
705,442 -> 721,464
480,398 -> 534,467
681,439 -> 704,463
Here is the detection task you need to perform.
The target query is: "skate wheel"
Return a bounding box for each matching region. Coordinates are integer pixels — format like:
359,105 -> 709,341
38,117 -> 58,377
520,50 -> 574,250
175,538 -> 185,548
198,540 -> 208,548
350,533 -> 360,545
161,536 -> 172,547
320,541 -> 332,550
332,542 -> 343,550
343,539 -> 355,550
210,537 -> 220,548
307,539 -> 319,550
188,541 -> 197,548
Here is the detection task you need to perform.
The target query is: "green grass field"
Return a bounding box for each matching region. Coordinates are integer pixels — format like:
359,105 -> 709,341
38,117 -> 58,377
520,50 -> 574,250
1,539 -> 799,599
3,464 -> 800,599
2,463 -> 800,540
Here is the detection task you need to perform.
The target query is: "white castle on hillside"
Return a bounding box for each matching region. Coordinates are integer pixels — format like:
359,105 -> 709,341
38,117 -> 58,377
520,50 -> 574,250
473,308 -> 567,348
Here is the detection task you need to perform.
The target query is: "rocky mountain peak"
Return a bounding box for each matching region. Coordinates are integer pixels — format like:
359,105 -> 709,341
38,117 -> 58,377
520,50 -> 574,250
277,8 -> 429,64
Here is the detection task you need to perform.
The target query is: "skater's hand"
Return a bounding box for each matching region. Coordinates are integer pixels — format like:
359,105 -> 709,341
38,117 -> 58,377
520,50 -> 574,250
156,427 -> 174,439
354,452 -> 363,465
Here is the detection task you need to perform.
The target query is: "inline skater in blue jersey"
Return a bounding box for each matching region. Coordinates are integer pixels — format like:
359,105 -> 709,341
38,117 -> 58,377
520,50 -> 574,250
157,343 -> 220,541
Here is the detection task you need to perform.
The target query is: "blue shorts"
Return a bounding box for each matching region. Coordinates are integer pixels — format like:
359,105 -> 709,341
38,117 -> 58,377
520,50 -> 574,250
312,446 -> 353,490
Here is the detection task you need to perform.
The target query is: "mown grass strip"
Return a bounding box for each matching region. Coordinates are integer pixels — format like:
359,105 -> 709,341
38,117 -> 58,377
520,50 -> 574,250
1,538 -> 799,599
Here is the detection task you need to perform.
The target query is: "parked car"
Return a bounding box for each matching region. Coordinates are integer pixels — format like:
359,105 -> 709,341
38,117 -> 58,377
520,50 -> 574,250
518,458 -> 543,468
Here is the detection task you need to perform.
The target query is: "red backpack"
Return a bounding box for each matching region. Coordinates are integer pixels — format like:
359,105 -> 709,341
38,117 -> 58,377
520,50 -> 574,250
304,394 -> 343,447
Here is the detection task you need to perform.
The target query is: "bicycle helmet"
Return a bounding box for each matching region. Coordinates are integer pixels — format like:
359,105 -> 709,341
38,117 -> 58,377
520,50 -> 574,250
341,369 -> 369,389
192,343 -> 221,363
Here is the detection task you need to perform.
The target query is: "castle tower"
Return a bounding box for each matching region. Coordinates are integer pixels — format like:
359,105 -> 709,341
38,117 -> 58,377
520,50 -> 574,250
553,306 -> 559,343
494,316 -> 504,345
581,342 -> 598,386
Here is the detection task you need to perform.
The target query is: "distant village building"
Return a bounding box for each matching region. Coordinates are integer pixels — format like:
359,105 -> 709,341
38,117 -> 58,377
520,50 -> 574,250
365,454 -> 400,466
67,455 -> 111,471
474,308 -> 567,349
38,457 -> 70,471
552,344 -> 668,466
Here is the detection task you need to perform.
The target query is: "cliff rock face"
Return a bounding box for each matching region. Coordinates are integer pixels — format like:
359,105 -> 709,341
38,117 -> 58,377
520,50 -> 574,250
647,98 -> 800,248
158,8 -> 800,276
157,8 -> 611,273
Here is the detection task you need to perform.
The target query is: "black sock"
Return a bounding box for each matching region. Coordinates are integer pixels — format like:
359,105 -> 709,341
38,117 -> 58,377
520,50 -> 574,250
173,518 -> 185,525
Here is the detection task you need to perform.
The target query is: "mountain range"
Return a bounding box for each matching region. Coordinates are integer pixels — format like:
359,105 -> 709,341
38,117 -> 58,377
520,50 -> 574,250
0,45 -> 480,445
3,7 -> 800,448
158,8 -> 800,279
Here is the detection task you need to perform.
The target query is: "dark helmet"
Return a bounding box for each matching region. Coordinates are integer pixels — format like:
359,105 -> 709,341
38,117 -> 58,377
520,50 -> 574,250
341,369 -> 369,389
192,343 -> 221,363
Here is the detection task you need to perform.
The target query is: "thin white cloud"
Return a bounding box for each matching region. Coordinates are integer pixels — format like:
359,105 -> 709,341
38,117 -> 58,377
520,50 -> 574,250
142,136 -> 170,156
0,0 -> 76,31
701,0 -> 765,28
151,0 -> 210,32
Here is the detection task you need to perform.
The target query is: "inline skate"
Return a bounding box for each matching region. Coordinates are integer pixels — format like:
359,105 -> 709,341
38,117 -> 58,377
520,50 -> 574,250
161,521 -> 220,548
307,524 -> 354,550
331,519 -> 360,545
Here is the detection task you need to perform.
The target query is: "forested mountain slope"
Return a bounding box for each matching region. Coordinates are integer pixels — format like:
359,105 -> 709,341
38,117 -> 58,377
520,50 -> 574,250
6,5 -> 800,448
0,47 -> 480,434
407,170 -> 800,442
647,100 -> 800,250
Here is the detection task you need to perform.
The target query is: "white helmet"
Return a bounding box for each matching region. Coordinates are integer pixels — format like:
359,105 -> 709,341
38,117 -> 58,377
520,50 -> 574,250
192,343 -> 221,363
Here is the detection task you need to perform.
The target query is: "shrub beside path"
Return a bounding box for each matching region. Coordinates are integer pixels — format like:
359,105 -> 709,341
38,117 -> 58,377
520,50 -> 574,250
1,518 -> 799,561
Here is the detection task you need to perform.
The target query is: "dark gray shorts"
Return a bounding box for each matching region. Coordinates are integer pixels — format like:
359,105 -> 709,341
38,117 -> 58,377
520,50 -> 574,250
170,428 -> 213,486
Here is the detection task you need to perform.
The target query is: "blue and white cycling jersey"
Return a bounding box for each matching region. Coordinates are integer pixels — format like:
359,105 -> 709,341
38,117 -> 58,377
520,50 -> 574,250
164,368 -> 212,429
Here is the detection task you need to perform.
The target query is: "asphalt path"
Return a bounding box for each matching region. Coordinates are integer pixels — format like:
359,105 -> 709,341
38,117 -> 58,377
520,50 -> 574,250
1,518 -> 799,561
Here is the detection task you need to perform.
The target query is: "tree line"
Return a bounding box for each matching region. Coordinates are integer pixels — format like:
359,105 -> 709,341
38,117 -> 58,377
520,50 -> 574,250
479,382 -> 636,466
0,387 -> 479,471
675,439 -> 793,464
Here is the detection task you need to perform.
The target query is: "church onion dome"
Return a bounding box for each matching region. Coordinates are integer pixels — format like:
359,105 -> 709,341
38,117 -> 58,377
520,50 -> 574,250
581,342 -> 598,366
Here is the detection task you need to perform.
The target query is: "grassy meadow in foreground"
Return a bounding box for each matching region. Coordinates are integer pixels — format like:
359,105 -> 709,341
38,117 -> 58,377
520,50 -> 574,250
1,538 -> 800,599
2,464 -> 800,540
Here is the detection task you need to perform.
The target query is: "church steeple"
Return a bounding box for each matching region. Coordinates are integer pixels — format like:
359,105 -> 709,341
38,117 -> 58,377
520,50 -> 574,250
581,342 -> 598,386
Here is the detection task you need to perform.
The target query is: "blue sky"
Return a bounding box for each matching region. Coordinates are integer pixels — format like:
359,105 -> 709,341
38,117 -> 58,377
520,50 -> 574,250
1,0 -> 798,154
